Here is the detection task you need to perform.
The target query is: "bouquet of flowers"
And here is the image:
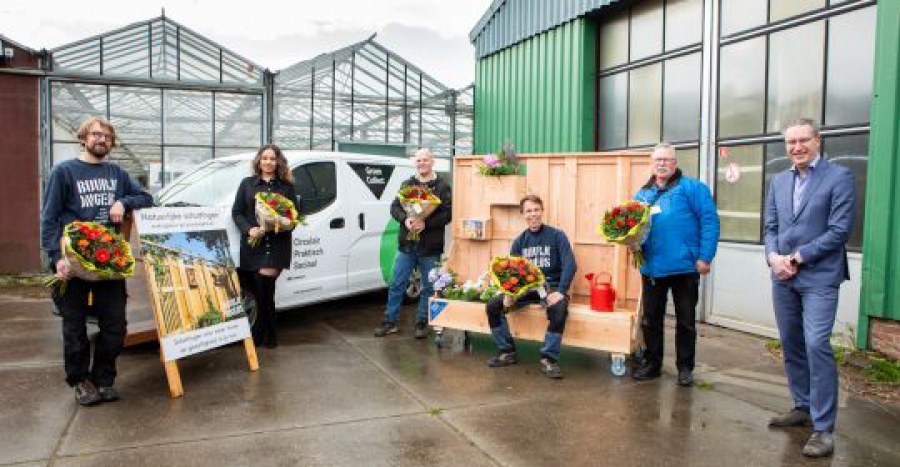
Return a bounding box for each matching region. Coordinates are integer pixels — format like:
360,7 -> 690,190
488,255 -> 545,300
428,262 -> 499,303
250,192 -> 301,247
44,221 -> 135,293
599,201 -> 651,267
397,184 -> 442,241
478,143 -> 523,176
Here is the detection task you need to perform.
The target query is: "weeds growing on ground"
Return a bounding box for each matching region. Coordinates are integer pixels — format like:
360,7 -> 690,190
865,358 -> 900,383
427,407 -> 444,416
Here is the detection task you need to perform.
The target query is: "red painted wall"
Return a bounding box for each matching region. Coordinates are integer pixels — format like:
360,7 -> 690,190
0,73 -> 42,273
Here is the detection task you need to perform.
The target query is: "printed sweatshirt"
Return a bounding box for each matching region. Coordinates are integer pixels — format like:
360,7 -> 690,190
41,159 -> 153,264
509,224 -> 577,295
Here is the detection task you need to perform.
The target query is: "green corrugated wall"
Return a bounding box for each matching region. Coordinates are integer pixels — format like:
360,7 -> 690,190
473,18 -> 596,155
858,0 -> 900,348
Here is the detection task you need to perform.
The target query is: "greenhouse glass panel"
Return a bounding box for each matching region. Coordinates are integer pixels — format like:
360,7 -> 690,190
52,38 -> 102,74
665,0 -> 703,51
717,144 -> 764,242
102,26 -> 151,78
162,146 -> 212,186
599,9 -> 629,70
718,38 -> 766,138
598,72 -> 628,149
109,86 -> 161,146
52,142 -> 82,166
215,93 -> 262,148
630,0 -> 664,61
770,0 -> 826,22
164,90 -> 213,146
178,30 -> 220,82
150,20 -> 178,80
663,53 -> 701,143
720,0 -> 767,36
51,82 -> 108,142
114,145 -> 162,192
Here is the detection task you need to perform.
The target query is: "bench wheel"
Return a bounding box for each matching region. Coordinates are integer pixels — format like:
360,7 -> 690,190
433,328 -> 444,348
610,354 -> 628,376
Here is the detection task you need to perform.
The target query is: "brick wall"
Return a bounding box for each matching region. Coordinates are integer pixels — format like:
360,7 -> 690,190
871,318 -> 900,361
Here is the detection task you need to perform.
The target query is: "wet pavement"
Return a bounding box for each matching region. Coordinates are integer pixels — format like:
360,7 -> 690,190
1,291 -> 898,466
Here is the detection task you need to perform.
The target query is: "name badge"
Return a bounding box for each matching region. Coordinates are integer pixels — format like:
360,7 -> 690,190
651,205 -> 662,215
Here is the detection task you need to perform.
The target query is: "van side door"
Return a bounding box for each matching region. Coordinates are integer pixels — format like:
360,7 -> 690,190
275,160 -> 348,307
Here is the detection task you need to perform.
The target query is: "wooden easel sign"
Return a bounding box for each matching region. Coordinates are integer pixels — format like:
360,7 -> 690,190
134,207 -> 258,398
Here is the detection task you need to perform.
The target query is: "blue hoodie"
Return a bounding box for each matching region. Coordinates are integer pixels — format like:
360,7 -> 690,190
41,159 -> 153,264
634,170 -> 720,279
510,224 -> 577,295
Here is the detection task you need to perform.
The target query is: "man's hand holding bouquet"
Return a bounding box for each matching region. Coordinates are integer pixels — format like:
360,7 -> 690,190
397,185 -> 441,241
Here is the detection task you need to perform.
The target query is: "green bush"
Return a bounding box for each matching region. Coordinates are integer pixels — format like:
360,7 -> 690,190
865,358 -> 900,383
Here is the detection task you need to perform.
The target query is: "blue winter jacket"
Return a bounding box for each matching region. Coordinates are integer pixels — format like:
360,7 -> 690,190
633,170 -> 720,278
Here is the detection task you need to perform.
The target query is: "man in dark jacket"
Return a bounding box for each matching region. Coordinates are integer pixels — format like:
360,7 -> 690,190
631,143 -> 720,387
41,117 -> 153,406
483,195 -> 577,379
375,148 -> 452,338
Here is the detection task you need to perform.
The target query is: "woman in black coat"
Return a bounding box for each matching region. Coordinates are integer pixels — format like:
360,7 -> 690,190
232,144 -> 298,348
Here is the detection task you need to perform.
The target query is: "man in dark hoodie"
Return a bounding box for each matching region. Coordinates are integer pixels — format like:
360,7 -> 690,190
41,117 -> 153,406
375,148 -> 452,338
484,195 -> 577,379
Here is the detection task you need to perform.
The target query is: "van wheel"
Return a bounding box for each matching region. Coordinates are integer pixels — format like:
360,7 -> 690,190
241,292 -> 258,327
403,267 -> 422,304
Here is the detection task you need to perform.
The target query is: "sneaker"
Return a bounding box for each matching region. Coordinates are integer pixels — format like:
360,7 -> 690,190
73,381 -> 101,406
374,321 -> 399,337
539,357 -> 563,379
677,370 -> 694,387
414,321 -> 429,339
631,362 -> 662,381
768,408 -> 812,428
96,386 -> 120,403
486,352 -> 518,367
802,431 -> 834,458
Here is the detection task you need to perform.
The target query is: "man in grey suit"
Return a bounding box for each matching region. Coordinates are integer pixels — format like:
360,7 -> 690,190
764,118 -> 855,458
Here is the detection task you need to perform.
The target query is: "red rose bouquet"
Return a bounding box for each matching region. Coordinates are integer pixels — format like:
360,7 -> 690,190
599,201 -> 651,267
45,221 -> 135,293
250,192 -> 301,247
488,255 -> 546,300
397,184 -> 442,241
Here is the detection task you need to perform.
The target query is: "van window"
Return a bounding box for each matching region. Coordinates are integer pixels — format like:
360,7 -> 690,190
292,162 -> 337,215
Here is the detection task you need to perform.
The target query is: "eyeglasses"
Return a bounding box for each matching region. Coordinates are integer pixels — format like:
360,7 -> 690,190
785,137 -> 814,147
88,131 -> 113,140
652,157 -> 676,164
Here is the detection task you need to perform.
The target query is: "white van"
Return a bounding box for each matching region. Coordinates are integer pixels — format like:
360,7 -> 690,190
154,150 -> 450,312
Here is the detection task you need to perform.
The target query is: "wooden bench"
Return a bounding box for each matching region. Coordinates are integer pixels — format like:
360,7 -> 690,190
428,298 -> 642,375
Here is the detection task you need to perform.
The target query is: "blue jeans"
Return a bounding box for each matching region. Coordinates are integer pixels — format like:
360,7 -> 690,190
385,249 -> 437,324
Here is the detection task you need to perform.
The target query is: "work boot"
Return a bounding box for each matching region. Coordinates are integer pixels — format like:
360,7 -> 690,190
539,357 -> 563,379
486,352 -> 518,367
802,432 -> 834,458
97,386 -> 120,403
768,409 -> 812,428
677,370 -> 694,387
414,321 -> 429,339
374,321 -> 399,337
632,361 -> 662,381
73,381 -> 101,406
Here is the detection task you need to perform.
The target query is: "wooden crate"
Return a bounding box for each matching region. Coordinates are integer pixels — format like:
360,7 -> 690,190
433,152 -> 652,373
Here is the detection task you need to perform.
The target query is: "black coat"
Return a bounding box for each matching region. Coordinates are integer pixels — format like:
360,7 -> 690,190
232,176 -> 298,270
390,175 -> 452,257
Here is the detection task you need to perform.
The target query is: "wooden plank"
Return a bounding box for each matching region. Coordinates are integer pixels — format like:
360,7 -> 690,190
429,298 -> 636,354
244,338 -> 259,371
123,321 -> 158,347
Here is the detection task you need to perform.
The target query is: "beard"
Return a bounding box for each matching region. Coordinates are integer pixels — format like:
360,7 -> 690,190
85,143 -> 110,158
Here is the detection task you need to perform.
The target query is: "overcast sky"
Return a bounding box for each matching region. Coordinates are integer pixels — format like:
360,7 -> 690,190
1,0 -> 491,88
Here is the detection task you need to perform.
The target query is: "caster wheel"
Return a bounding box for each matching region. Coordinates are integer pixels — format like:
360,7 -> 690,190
610,354 -> 627,376
433,332 -> 444,348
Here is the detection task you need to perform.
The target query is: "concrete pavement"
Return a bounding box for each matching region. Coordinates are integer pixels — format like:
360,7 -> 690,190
1,291 -> 898,466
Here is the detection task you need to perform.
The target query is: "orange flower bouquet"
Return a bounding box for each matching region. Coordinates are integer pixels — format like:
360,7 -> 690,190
488,255 -> 546,300
45,221 -> 135,292
250,192 -> 301,247
397,185 -> 442,241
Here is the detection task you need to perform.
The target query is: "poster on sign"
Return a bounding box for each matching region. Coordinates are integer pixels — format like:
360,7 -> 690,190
135,206 -> 258,397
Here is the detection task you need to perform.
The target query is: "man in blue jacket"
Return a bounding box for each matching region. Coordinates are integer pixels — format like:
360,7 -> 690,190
483,195 -> 577,379
632,143 -> 720,387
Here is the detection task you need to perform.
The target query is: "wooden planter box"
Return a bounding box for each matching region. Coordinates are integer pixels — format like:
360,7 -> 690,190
435,152 -> 653,375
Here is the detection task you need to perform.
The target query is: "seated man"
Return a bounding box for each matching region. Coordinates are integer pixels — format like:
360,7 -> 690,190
484,195 -> 577,379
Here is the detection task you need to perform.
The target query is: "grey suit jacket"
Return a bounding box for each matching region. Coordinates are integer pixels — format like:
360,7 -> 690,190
763,158 -> 855,287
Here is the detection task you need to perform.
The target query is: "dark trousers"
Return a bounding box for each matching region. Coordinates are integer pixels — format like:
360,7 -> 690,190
485,291 -> 569,361
251,272 -> 279,347
59,278 -> 128,387
641,273 -> 699,372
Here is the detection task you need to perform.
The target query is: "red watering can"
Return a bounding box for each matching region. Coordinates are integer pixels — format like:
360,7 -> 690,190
585,272 -> 616,312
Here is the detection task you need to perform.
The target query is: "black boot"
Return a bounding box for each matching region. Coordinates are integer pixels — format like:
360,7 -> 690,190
255,273 -> 279,348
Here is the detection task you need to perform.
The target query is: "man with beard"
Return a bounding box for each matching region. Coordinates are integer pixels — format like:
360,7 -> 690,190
41,117 -> 153,406
631,143 -> 719,387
